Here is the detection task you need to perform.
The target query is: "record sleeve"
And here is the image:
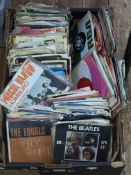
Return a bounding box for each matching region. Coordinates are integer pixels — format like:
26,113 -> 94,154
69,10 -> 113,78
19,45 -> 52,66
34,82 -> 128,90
71,12 -> 95,67
6,117 -> 52,163
0,58 -> 71,111
53,120 -> 112,163
72,54 -> 111,98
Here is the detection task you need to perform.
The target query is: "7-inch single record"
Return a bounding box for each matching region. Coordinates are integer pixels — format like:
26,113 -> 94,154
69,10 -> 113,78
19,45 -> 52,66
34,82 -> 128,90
53,120 -> 112,163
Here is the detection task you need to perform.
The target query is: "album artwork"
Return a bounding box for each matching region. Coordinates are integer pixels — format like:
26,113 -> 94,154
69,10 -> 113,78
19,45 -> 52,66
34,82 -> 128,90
71,12 -> 95,68
0,59 -> 71,111
64,131 -> 99,161
53,121 -> 112,163
6,117 -> 52,163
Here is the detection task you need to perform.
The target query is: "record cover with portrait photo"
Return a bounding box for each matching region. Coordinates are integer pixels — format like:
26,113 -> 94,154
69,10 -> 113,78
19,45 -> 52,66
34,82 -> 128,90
52,120 -> 112,163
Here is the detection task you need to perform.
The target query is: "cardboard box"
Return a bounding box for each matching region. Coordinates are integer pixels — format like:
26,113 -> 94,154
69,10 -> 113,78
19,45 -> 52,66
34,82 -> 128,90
0,7 -> 126,175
